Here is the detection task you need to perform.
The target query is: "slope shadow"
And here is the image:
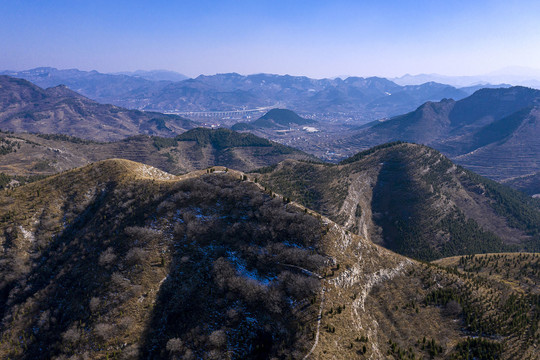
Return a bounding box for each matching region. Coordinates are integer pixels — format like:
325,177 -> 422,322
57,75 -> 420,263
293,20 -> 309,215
138,176 -> 324,359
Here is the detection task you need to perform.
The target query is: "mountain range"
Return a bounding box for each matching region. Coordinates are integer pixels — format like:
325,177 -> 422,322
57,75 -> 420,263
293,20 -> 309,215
392,66 -> 540,88
2,74 -> 539,186
0,68 -> 165,105
0,71 -> 539,358
111,70 -> 189,82
1,68 -> 473,121
2,59 -> 540,360
3,120 -> 538,264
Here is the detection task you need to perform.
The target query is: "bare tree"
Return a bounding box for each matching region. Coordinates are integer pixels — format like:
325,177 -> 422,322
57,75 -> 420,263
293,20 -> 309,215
209,329 -> 227,348
99,247 -> 116,267
166,337 -> 184,353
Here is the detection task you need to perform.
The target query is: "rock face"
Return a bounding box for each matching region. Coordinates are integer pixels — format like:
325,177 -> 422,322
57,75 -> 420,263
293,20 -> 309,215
0,75 -> 195,141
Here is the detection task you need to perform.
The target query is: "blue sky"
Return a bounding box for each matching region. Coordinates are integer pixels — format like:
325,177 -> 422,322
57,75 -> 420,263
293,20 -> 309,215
2,0 -> 540,78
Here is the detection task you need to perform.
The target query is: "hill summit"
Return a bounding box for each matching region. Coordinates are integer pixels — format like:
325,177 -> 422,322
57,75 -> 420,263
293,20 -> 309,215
232,108 -> 316,130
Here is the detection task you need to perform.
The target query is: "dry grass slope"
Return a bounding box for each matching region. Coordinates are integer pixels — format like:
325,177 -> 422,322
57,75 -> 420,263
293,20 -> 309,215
0,160 -> 537,359
0,129 -> 316,178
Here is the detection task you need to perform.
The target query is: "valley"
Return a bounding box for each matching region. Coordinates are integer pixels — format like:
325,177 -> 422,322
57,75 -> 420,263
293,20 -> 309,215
0,71 -> 538,360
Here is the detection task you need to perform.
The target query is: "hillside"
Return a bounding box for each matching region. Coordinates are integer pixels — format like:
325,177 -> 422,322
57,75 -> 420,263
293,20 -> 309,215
349,99 -> 456,146
451,107 -> 540,180
0,128 -> 317,177
0,159 -> 537,359
342,86 -> 540,180
232,108 -> 316,130
350,86 -> 540,148
0,76 -> 195,141
503,172 -> 540,198
256,142 -> 540,261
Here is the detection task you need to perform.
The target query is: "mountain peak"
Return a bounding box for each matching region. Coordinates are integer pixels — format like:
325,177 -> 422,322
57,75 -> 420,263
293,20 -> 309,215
45,84 -> 88,99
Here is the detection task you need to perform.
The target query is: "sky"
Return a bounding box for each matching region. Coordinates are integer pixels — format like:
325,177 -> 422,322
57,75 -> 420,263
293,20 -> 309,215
2,0 -> 540,78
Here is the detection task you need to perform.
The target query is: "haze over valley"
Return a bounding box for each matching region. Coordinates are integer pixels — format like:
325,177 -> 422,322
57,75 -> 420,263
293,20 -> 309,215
1,1 -> 540,359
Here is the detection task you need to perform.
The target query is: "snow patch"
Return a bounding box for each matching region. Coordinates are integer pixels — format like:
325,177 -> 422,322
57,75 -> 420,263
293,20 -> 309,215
19,226 -> 35,243
227,250 -> 274,285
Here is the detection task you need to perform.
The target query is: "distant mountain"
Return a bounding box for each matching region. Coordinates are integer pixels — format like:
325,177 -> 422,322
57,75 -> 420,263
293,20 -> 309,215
0,67 -> 168,105
393,73 -> 496,87
1,68 -> 471,120
458,83 -> 512,95
448,106 -> 540,180
232,108 -> 316,130
131,73 -> 469,119
0,159 -> 537,359
0,75 -> 195,141
343,86 -> 540,180
257,142 -> 540,261
393,68 -> 540,89
0,127 -> 318,176
112,69 -> 189,81
365,82 -> 467,117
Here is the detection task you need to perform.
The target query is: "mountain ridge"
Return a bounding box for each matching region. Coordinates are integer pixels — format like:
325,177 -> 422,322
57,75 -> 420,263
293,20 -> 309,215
343,86 -> 540,180
503,171 -> 540,197
256,142 -> 540,261
0,75 -> 196,141
111,69 -> 188,82
0,127 -> 318,177
0,158 -> 537,359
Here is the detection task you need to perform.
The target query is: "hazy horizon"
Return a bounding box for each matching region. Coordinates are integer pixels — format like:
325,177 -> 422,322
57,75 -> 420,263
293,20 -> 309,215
4,65 -> 540,84
2,1 -> 540,79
